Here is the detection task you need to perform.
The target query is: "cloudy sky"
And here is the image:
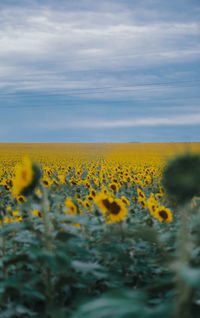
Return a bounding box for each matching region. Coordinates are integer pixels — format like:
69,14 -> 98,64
0,0 -> 200,142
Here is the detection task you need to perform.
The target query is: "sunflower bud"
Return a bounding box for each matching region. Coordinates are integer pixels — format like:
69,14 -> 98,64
162,153 -> 200,204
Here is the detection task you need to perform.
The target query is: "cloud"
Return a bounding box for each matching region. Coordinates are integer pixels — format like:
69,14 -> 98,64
0,1 -> 199,95
38,112 -> 200,129
0,1 -> 199,142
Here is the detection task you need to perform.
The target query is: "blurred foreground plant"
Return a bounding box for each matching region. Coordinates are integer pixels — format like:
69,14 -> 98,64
162,153 -> 200,204
12,157 -> 41,198
162,153 -> 200,318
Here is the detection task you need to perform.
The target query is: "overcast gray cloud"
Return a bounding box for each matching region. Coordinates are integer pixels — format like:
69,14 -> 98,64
0,2 -> 199,95
0,0 -> 199,142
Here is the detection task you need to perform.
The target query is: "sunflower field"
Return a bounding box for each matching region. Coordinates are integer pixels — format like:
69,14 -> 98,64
0,142 -> 200,318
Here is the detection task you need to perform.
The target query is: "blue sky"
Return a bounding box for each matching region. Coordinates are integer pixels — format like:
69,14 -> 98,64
0,0 -> 199,142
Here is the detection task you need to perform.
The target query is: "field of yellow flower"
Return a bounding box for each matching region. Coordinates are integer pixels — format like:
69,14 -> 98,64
1,142 -> 200,225
0,142 -> 200,318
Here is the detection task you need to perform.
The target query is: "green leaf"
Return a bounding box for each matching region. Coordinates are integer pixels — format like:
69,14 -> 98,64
72,289 -> 145,318
179,266 -> 200,288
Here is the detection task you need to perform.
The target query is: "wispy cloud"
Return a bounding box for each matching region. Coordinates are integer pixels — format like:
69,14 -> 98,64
38,113 -> 200,129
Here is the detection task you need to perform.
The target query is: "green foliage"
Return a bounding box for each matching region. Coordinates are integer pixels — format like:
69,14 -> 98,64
1,154 -> 200,318
72,289 -> 173,318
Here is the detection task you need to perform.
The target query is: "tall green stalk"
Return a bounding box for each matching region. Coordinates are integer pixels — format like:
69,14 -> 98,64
40,183 -> 53,317
0,221 -> 8,280
175,204 -> 193,318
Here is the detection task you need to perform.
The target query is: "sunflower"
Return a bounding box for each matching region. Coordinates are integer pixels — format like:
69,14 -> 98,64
86,194 -> 94,202
12,157 -> 41,198
42,177 -> 52,187
95,192 -> 112,213
138,197 -> 147,209
121,195 -> 130,206
155,192 -> 163,200
93,177 -> 99,186
5,210 -> 22,223
101,186 -> 109,195
191,200 -> 197,207
1,178 -> 11,191
11,210 -> 23,222
52,178 -> 59,185
35,188 -> 42,197
144,176 -> 152,186
84,181 -> 91,189
147,200 -> 157,215
90,189 -> 96,198
112,178 -> 118,183
109,182 -> 119,193
64,197 -> 80,227
95,192 -> 128,224
17,195 -> 26,204
4,216 -> 10,224
137,187 -> 146,200
64,198 -> 77,215
147,194 -> 159,216
83,200 -> 92,211
12,157 -> 33,197
32,209 -> 42,218
154,206 -> 173,222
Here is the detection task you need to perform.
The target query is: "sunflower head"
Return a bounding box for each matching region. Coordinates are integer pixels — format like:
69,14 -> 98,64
64,197 -> 77,215
154,206 -> 173,223
64,197 -> 81,227
109,182 -> 119,193
147,195 -> 159,216
32,209 -> 42,218
121,195 -> 130,206
42,177 -> 52,187
138,197 -> 147,209
90,189 -> 96,198
12,157 -> 41,198
83,200 -> 92,211
162,153 -> 200,204
95,192 -> 128,224
137,187 -> 146,200
101,186 -> 108,195
16,195 -> 26,204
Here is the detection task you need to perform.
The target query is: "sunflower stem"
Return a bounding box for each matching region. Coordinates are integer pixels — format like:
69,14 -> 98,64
1,225 -> 8,280
0,221 -> 8,308
175,203 -> 193,318
40,182 -> 53,316
119,221 -> 125,242
40,183 -> 52,251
